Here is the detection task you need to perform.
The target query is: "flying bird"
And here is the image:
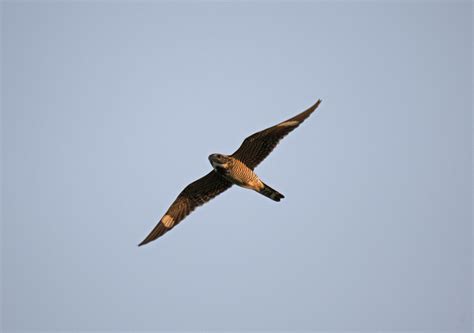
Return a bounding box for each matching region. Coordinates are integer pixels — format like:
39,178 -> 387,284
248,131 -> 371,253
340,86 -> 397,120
139,99 -> 322,246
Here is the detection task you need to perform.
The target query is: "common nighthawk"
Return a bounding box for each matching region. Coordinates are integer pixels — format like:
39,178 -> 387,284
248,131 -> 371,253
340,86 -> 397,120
139,99 -> 322,246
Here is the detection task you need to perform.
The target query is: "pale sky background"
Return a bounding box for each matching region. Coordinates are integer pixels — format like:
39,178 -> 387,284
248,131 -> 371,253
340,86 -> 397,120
1,1 -> 472,331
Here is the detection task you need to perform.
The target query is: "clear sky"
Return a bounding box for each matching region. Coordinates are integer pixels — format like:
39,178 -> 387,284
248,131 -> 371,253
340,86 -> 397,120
1,1 -> 472,331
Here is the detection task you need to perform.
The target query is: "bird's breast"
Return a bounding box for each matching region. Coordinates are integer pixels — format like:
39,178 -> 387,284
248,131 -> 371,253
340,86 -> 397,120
224,161 -> 261,190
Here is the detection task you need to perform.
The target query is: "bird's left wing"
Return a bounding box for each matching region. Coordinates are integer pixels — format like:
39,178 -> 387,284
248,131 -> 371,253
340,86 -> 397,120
138,171 -> 232,246
231,99 -> 321,169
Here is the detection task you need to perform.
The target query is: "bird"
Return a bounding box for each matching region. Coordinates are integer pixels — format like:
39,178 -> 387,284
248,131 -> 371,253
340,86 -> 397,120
139,99 -> 322,246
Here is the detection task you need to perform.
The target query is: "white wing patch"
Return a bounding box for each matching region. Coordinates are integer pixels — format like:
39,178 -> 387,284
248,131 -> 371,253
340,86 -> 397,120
277,120 -> 299,127
211,161 -> 228,170
162,214 -> 175,228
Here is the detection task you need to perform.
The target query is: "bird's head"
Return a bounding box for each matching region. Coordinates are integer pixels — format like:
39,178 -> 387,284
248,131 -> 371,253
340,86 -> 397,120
208,153 -> 231,171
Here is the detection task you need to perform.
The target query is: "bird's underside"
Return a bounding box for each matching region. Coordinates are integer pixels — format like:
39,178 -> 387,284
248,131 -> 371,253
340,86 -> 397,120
138,99 -> 321,246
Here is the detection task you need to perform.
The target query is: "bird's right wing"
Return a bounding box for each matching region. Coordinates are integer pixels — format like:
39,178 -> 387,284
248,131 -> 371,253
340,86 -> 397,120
232,99 -> 321,169
138,171 -> 232,246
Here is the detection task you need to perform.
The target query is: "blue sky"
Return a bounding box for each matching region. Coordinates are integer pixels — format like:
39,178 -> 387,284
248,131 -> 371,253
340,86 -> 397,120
2,1 -> 472,331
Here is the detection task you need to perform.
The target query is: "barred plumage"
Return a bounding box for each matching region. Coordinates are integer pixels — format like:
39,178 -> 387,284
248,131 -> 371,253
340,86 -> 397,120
223,158 -> 261,189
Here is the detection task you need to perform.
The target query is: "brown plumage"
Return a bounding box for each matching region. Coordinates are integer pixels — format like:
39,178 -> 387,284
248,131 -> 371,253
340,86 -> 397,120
232,99 -> 321,169
139,99 -> 321,246
138,172 -> 232,246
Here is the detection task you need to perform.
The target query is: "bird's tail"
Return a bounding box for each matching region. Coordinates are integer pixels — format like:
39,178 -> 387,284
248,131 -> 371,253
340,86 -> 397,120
258,182 -> 284,202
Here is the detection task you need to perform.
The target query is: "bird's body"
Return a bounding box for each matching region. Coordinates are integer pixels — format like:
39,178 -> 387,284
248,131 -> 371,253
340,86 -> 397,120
139,99 -> 322,246
210,155 -> 262,191
209,154 -> 284,201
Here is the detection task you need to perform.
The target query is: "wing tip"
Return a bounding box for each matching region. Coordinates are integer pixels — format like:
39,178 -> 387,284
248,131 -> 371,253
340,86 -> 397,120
138,239 -> 149,247
138,220 -> 174,247
294,98 -> 321,122
309,98 -> 322,112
